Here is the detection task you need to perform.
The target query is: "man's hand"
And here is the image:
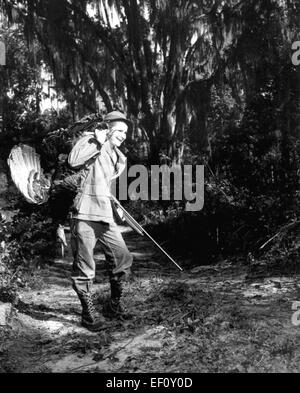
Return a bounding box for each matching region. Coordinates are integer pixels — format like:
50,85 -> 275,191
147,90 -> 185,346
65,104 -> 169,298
94,127 -> 108,145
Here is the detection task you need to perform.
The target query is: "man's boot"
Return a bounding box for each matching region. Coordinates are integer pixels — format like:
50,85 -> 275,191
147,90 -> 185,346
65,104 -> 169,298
74,287 -> 106,331
104,279 -> 132,320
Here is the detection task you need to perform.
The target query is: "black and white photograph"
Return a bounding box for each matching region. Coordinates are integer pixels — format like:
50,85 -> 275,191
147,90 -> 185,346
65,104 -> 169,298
0,0 -> 300,377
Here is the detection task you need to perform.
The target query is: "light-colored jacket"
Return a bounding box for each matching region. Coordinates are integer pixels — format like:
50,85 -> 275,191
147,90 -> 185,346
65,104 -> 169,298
68,133 -> 126,222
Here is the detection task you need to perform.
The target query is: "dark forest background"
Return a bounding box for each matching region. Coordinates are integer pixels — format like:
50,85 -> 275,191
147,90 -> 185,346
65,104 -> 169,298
0,0 -> 299,297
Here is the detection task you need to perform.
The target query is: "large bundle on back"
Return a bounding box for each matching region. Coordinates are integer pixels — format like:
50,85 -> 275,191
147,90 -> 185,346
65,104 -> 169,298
8,113 -> 107,222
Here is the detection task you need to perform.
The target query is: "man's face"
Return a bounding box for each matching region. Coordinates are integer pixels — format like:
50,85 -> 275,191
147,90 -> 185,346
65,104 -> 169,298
108,121 -> 128,147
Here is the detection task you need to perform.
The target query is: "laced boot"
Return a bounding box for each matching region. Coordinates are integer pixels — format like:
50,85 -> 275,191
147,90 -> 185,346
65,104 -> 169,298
76,290 -> 106,331
104,279 -> 132,320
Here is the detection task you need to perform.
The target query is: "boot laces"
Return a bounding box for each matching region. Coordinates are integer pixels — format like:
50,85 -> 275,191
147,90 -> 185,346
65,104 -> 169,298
83,293 -> 96,315
110,298 -> 127,314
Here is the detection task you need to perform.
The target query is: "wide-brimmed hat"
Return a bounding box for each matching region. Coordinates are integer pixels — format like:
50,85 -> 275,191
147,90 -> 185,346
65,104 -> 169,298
103,111 -> 132,127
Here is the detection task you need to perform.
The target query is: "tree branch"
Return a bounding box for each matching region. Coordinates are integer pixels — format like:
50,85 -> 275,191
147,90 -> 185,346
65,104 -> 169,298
88,65 -> 113,112
65,1 -> 130,78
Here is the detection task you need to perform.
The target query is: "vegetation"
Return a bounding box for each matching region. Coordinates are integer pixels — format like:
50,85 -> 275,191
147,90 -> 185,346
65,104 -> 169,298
1,0 -> 299,163
0,0 -> 299,280
0,1 -> 299,373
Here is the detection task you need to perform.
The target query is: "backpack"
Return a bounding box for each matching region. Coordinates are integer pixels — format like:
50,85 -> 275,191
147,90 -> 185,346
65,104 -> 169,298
8,113 -> 108,222
42,114 -> 108,222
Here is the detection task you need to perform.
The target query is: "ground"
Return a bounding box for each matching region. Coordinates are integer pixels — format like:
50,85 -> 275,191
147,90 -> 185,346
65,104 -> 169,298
1,225 -> 300,373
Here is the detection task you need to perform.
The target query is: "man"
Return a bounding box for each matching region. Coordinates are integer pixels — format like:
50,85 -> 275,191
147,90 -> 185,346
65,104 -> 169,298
68,110 -> 133,331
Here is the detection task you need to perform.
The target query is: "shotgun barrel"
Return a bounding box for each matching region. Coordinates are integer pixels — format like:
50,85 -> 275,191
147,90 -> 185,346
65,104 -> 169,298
111,195 -> 183,271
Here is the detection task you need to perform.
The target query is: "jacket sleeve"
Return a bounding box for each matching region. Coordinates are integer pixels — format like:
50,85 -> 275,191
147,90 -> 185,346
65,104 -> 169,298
68,134 -> 102,168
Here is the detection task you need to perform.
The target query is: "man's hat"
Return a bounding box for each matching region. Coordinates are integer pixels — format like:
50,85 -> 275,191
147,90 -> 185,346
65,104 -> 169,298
104,111 -> 131,127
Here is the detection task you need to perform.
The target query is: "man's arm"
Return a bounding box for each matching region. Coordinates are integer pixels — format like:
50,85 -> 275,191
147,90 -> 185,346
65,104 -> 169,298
68,134 -> 102,168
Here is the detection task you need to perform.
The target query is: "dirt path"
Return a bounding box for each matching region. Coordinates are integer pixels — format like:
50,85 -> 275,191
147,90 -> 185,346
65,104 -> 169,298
1,225 -> 300,373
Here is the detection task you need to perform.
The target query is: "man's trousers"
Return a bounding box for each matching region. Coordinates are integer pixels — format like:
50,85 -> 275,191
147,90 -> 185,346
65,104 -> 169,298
70,218 -> 133,293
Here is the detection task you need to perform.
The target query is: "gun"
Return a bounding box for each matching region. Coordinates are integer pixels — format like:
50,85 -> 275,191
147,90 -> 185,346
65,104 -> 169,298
111,195 -> 183,271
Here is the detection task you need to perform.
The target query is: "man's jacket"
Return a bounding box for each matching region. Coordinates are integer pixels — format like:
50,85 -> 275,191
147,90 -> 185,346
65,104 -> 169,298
68,133 -> 126,222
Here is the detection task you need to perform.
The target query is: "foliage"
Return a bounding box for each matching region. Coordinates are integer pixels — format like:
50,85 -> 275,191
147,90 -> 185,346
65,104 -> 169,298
125,132 -> 299,266
0,26 -> 41,155
0,24 -> 74,159
0,209 -> 57,301
247,219 -> 300,279
2,0 -> 298,163
0,1 -> 299,276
